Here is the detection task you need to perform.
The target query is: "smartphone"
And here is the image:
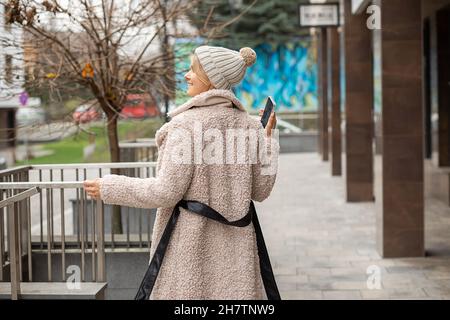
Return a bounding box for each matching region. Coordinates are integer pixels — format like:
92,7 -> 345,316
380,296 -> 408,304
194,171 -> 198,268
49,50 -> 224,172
261,96 -> 275,128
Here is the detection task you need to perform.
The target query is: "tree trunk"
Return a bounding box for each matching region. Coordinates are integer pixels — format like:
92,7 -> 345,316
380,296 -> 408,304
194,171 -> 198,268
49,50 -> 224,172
106,114 -> 123,235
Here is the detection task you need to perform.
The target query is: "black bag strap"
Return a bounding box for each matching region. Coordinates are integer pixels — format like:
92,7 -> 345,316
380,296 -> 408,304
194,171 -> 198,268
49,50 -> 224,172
135,200 -> 281,300
248,201 -> 281,300
134,204 -> 181,300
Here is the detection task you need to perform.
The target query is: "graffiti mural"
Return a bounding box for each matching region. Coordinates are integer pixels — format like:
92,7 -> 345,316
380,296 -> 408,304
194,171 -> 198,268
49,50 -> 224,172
174,38 -> 318,113
174,38 -> 202,106
235,40 -> 318,113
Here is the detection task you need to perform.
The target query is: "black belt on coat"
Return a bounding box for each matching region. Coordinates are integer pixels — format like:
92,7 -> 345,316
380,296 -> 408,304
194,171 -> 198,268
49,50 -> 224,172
134,199 -> 281,300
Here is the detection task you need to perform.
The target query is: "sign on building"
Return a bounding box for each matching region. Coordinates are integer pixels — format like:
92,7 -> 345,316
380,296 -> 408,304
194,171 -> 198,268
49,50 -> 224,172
351,0 -> 372,14
299,3 -> 340,27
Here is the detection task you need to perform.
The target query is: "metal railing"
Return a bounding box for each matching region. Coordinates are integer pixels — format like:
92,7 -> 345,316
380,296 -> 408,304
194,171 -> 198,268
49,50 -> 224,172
0,167 -> 30,283
119,138 -> 158,163
0,186 -> 106,299
277,113 -> 319,132
0,162 -> 157,283
0,187 -> 39,299
0,182 -> 106,285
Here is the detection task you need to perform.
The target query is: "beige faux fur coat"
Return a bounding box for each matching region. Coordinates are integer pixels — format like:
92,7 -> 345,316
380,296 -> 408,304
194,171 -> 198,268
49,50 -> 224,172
99,89 -> 279,300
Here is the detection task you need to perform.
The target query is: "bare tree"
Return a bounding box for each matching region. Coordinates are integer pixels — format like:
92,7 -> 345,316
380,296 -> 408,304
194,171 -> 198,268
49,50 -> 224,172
0,0 -> 256,232
1,0 -> 201,233
2,0 -> 204,160
0,0 -> 257,151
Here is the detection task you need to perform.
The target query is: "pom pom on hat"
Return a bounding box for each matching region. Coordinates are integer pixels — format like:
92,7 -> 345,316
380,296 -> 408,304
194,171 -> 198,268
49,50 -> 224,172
239,47 -> 257,67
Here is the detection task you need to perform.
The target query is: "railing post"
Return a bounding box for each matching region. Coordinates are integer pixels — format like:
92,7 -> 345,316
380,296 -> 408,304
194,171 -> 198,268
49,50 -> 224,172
0,187 -> 4,282
8,203 -> 20,300
96,199 -> 106,282
24,170 -> 32,282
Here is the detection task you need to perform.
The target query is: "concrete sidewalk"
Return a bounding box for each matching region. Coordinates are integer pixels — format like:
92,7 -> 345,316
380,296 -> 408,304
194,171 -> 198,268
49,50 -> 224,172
256,153 -> 450,300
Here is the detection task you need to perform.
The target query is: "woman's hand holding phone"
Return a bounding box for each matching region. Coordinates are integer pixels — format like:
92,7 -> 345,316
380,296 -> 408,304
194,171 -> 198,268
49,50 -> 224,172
259,109 -> 277,137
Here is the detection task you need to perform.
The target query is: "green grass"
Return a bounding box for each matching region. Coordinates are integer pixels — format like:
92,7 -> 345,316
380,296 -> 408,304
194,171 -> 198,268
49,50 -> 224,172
16,118 -> 164,165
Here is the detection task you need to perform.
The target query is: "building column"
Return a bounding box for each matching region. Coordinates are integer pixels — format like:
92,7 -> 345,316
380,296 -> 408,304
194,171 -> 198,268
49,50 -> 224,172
343,0 -> 374,201
423,18 -> 432,160
328,27 -> 342,176
315,31 -> 323,158
435,7 -> 450,166
374,0 -> 424,257
318,28 -> 329,162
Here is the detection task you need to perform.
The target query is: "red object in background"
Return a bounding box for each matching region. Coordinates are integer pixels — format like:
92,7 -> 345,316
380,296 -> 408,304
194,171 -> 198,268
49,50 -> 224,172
121,93 -> 160,119
73,104 -> 101,124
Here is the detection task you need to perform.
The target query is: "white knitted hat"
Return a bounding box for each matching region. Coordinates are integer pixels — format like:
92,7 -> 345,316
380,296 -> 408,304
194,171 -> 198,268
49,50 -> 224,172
194,46 -> 257,90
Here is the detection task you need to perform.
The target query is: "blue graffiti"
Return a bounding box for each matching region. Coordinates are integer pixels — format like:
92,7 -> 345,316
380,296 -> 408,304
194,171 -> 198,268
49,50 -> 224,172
174,38 -> 318,112
234,40 -> 318,112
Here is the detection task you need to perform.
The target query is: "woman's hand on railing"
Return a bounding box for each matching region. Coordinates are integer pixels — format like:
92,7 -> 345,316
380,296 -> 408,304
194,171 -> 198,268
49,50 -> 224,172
83,178 -> 102,200
259,109 -> 277,137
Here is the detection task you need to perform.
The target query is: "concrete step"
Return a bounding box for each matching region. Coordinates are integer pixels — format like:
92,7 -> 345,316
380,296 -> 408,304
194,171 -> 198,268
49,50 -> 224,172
0,282 -> 107,300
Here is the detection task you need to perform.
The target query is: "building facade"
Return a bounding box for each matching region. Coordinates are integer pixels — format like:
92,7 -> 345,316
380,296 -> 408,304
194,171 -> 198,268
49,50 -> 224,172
317,0 -> 450,258
0,3 -> 25,166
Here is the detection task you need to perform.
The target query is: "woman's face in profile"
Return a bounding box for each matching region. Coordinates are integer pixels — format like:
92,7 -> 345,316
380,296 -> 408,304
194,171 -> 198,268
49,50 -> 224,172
184,62 -> 211,97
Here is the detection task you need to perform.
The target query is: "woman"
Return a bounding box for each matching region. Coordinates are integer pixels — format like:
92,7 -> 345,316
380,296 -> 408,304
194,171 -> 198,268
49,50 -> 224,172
84,45 -> 279,300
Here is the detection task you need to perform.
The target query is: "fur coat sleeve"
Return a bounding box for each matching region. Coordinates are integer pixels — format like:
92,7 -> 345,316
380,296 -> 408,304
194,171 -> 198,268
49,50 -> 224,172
98,119 -> 194,209
251,136 -> 279,202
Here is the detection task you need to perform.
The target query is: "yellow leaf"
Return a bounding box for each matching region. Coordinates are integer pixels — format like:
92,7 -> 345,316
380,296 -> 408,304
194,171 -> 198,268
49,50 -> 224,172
46,73 -> 57,79
82,63 -> 94,79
